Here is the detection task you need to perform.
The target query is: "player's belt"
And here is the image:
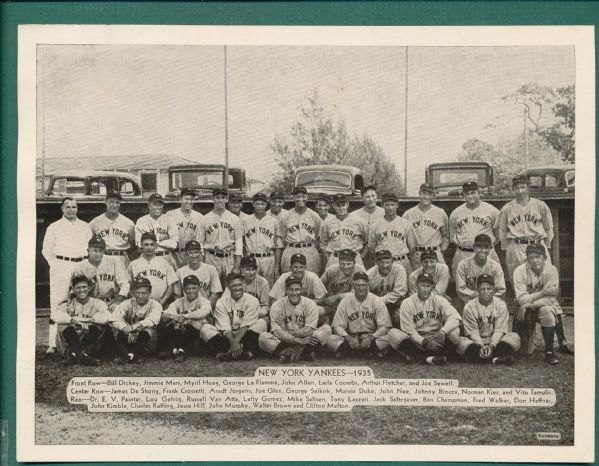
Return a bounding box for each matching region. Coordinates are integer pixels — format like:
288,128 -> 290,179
392,254 -> 408,261
414,246 -> 438,251
249,252 -> 272,258
513,238 -> 542,245
154,251 -> 171,256
56,255 -> 87,262
457,246 -> 474,252
288,242 -> 312,248
206,249 -> 232,258
104,250 -> 128,256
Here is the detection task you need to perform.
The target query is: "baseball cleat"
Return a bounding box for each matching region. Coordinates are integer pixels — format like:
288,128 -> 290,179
492,355 -> 514,366
559,344 -> 574,355
78,352 -> 101,366
427,355 -> 447,366
544,352 -> 559,365
175,352 -> 186,364
46,347 -> 57,355
216,352 -> 234,362
307,350 -> 317,361
239,351 -> 254,361
113,356 -> 128,365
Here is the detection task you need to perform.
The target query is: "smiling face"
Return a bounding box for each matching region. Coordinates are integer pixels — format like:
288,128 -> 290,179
477,282 -> 495,303
105,197 -> 121,215
183,283 -> 200,301
186,248 -> 202,267
62,199 -> 78,220
513,182 -> 530,201
333,201 -> 349,217
362,189 -> 377,209
527,251 -> 546,274
133,286 -> 151,306
181,194 -> 194,211
213,194 -> 228,211
383,200 -> 398,217
229,278 -> 245,300
419,190 -> 433,207
228,200 -> 243,215
270,198 -> 284,214
253,199 -> 267,215
88,246 -> 104,265
148,200 -> 164,218
421,257 -> 437,274
315,199 -> 330,218
293,192 -> 307,209
353,279 -> 370,300
338,258 -> 355,277
241,265 -> 257,282
73,281 -> 90,301
287,282 -> 303,306
290,261 -> 306,280
141,238 -> 157,257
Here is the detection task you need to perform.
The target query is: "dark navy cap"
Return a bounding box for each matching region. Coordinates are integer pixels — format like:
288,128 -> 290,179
420,250 -> 437,261
183,274 -> 201,287
512,175 -> 529,186
338,249 -> 356,261
213,188 -> 227,197
526,243 -> 546,257
315,193 -> 331,204
226,272 -> 243,284
253,192 -> 268,202
417,272 -> 436,285
419,183 -> 434,193
381,192 -> 399,203
270,191 -> 285,200
180,187 -> 196,198
132,277 -> 152,291
88,237 -> 106,250
148,193 -> 164,203
375,249 -> 392,260
462,180 -> 479,192
476,273 -> 495,287
285,276 -> 303,288
290,253 -> 306,265
332,193 -> 347,204
474,234 -> 493,247
352,271 -> 369,282
228,192 -> 243,202
185,240 -> 202,251
240,256 -> 258,269
292,186 -> 308,195
140,232 -> 157,243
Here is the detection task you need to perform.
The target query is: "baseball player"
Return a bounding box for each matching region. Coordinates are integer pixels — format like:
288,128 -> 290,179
89,192 -> 135,269
269,253 -> 327,305
42,197 -> 92,354
242,192 -> 283,286
449,180 -> 500,278
238,256 -> 270,324
388,273 -> 462,365
320,249 -> 367,316
53,275 -> 111,366
408,250 -> 451,299
174,240 -> 222,309
402,183 -> 449,270
315,193 -> 332,221
368,192 -> 416,276
498,174 -> 554,284
512,244 -> 572,364
366,249 -> 408,325
455,234 -> 506,308
349,185 -> 384,270
161,274 -> 212,363
277,186 -> 322,274
456,274 -> 521,365
326,271 -> 392,358
128,232 -> 177,307
135,193 -> 179,270
196,188 -> 243,285
69,237 -> 130,311
267,191 -> 288,219
320,194 -> 369,269
111,277 -> 163,364
166,187 -> 204,269
228,192 -> 250,220
200,272 -> 267,361
259,276 -> 332,362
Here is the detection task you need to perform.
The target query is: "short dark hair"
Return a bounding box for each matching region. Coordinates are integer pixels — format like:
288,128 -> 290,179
361,185 -> 377,196
61,197 -> 76,206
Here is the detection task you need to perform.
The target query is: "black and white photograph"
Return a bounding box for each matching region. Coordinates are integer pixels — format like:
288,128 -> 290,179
16,25 -> 594,462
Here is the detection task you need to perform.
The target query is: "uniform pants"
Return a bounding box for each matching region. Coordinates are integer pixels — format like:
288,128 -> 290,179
281,245 -> 321,274
163,322 -> 201,353
325,252 -> 364,271
395,256 -> 412,277
456,333 -> 521,358
388,327 -> 460,358
506,241 -> 551,284
200,320 -> 267,354
326,331 -> 390,353
60,324 -> 103,357
104,253 -> 131,270
116,330 -> 152,356
409,247 -> 445,271
253,255 -> 276,287
204,252 -> 236,287
258,324 -> 332,354
514,303 -> 560,354
451,248 -> 500,279
48,260 -> 80,348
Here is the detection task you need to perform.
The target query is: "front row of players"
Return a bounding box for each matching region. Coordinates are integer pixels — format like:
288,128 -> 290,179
56,242 -> 563,366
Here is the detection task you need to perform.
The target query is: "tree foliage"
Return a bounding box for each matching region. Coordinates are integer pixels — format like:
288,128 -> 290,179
270,90 -> 404,194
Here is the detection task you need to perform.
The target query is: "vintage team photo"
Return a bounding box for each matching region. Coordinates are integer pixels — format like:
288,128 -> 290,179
17,25 -> 593,461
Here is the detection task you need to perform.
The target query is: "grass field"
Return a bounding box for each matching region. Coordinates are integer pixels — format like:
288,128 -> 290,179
35,317 -> 575,446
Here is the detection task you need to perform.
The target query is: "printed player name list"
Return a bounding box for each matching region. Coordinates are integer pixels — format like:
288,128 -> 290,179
67,367 -> 555,412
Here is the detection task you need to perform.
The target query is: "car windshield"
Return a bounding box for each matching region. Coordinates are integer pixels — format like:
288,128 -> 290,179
566,171 -> 575,187
170,171 -> 223,189
296,171 -> 351,189
50,178 -> 87,195
431,168 -> 488,187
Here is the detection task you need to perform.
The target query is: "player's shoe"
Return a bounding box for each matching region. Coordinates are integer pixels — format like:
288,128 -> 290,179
46,346 -> 57,355
60,351 -> 79,366
113,356 -> 128,365
307,350 -> 317,361
78,352 -> 101,366
544,352 -> 559,365
216,351 -> 234,362
426,355 -> 447,366
158,351 -> 173,360
175,352 -> 186,364
239,351 -> 254,361
396,351 -> 414,364
492,355 -> 514,366
558,344 -> 574,355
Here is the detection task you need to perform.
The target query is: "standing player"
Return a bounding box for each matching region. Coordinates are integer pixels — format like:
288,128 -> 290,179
175,240 -> 222,309
315,194 -> 332,221
498,174 -> 554,284
242,192 -> 282,286
320,194 -> 369,269
111,277 -> 163,364
389,273 -> 462,365
200,272 -> 267,361
408,250 -> 451,299
228,192 -> 250,220
161,275 -> 212,363
128,232 -> 177,308
166,187 -> 203,269
457,274 -> 520,365
135,193 -> 179,270
259,276 -> 332,362
196,188 -> 243,285
42,197 -> 92,354
277,187 -> 322,274
366,249 -> 408,326
449,180 -> 500,277
402,183 -> 449,270
368,192 -> 416,276
349,185 -> 384,269
89,192 -> 135,269
455,234 -> 506,308
267,191 -> 288,219
326,272 -> 392,358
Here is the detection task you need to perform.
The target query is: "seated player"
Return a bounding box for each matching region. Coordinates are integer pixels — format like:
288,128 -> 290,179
326,272 -> 392,358
161,275 -> 213,363
111,277 -> 163,364
200,272 -> 267,361
456,274 -> 521,365
53,275 -> 111,366
389,273 -> 461,365
259,276 -> 332,362
513,243 -> 572,365
408,250 -> 450,299
320,249 -> 367,317
366,249 -> 408,325
238,256 -> 270,326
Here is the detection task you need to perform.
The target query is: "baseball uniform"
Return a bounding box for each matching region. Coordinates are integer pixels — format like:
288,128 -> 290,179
402,204 -> 448,269
449,201 -> 500,277
128,256 -> 177,302
368,216 -> 416,276
111,297 -> 163,353
268,207 -> 288,219
455,255 -> 506,304
277,208 -> 322,274
408,263 -> 450,296
242,213 -> 282,286
166,208 -> 204,269
89,213 -> 135,268
269,271 -> 327,301
70,256 -> 130,304
327,292 -> 391,352
321,263 -> 367,296
163,295 -> 212,331
513,262 -> 563,320
259,296 -> 332,353
319,215 -> 368,268
350,206 -> 384,270
366,263 -> 408,306
498,198 -> 554,283
221,275 -> 270,318
135,213 -> 179,269
175,263 -> 223,300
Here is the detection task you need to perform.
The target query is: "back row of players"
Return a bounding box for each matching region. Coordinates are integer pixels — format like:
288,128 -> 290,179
42,176 -> 571,365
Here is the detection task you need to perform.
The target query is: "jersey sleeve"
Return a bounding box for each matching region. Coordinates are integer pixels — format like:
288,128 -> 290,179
497,206 -> 509,249
399,300 -> 418,337
448,210 -> 458,244
269,275 -> 286,300
382,266 -> 407,303
319,220 -> 330,251
269,300 -> 285,333
462,302 -> 483,344
276,213 -> 288,243
373,298 -> 392,336
139,301 -> 163,328
455,261 -> 477,301
240,295 -> 260,327
210,266 -> 224,294
303,298 -> 319,329
513,266 -> 531,305
492,262 -> 507,298
52,301 -> 73,324
91,300 -> 111,325
165,262 -> 178,287
491,299 -> 509,346
110,301 -> 130,330
185,297 -> 213,321
214,298 -> 232,332
233,216 -> 243,256
257,279 -> 270,317
114,259 -> 131,297
541,202 -> 555,246
134,219 -> 145,248
439,297 -> 462,334
320,268 -> 332,292
408,271 -> 418,295
436,265 -> 450,295
331,298 -> 350,336
311,275 -> 328,299
164,299 -> 181,317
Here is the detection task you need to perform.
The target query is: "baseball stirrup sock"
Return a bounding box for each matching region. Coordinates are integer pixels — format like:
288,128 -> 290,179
48,323 -> 58,348
541,326 -> 556,353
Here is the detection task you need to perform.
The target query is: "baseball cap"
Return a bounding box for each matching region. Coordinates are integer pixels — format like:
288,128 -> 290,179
361,185 -> 377,195
381,192 -> 399,203
417,272 -> 436,285
420,249 -> 437,261
105,191 -> 123,200
512,175 -> 529,186
132,277 -> 152,291
285,276 -> 303,288
315,193 -> 331,204
474,234 -> 493,247
226,271 -> 243,284
375,249 -> 392,261
212,188 -> 227,197
419,183 -> 434,193
228,192 -> 243,202
332,193 -> 347,204
338,249 -> 356,261
140,232 -> 157,243
180,187 -> 196,198
526,243 -> 546,257
240,256 -> 258,269
185,240 -> 202,251
253,192 -> 268,203
476,273 -> 495,287
270,191 -> 285,200
462,180 -> 479,192
290,253 -> 307,265
88,237 -> 106,250
352,271 -> 369,282
71,274 -> 91,287
148,193 -> 164,204
292,186 -> 308,195
183,274 -> 201,287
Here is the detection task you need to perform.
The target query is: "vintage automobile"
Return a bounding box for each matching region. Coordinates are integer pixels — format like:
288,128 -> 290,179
41,170 -> 143,199
425,162 -> 494,197
165,164 -> 247,199
294,164 -> 366,199
519,164 -> 575,194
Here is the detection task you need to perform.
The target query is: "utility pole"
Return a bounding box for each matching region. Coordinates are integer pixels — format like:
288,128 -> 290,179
403,46 -> 409,195
40,46 -> 46,194
224,45 -> 229,194
523,105 -> 529,169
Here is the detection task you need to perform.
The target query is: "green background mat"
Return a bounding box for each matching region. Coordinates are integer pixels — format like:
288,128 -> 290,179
1,2 -> 597,465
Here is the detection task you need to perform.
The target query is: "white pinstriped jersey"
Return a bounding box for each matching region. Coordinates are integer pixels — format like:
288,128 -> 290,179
449,202 -> 499,247
175,264 -> 223,299
270,296 -> 319,332
463,297 -> 509,343
89,213 -> 135,251
321,264 -> 367,295
214,293 -> 261,331
368,215 -> 416,256
277,208 -> 321,245
366,264 -> 408,303
71,257 -> 130,300
128,256 -> 177,301
455,256 -> 506,302
319,215 -> 368,254
166,208 -> 203,251
196,210 -> 243,254
513,263 -> 560,305
242,214 -> 282,253
498,198 -> 554,243
408,263 -> 450,295
399,293 -> 461,338
269,271 -> 327,301
332,293 -> 391,335
135,214 -> 179,251
402,204 -> 448,247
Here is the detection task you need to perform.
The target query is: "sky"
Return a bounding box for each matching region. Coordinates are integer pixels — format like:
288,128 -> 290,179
37,45 -> 574,194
